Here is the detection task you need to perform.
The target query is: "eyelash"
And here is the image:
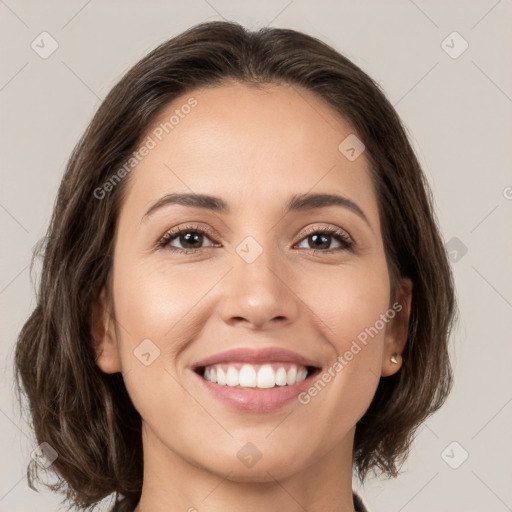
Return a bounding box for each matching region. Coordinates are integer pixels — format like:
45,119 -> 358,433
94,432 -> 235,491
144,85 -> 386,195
156,223 -> 354,255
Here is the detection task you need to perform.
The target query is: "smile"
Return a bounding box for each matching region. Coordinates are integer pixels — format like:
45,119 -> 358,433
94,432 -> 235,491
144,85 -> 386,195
197,362 -> 314,389
191,347 -> 322,412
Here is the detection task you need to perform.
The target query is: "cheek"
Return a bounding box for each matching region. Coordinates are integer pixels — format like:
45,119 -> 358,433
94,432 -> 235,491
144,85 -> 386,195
109,258 -> 204,428
290,262 -> 391,439
295,257 -> 391,353
112,257 -> 210,347
292,258 -> 391,411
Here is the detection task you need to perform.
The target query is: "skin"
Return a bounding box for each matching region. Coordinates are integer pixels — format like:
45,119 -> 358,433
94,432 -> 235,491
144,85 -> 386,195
92,82 -> 413,512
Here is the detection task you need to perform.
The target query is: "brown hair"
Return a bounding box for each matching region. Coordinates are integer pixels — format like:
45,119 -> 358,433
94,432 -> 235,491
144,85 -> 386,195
14,20 -> 456,511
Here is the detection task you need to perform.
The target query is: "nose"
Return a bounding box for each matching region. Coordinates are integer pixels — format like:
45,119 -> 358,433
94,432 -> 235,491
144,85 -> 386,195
218,245 -> 301,331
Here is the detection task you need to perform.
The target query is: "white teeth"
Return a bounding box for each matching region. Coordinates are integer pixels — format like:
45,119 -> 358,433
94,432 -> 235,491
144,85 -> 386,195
296,368 -> 308,382
202,363 -> 312,388
257,365 -> 275,388
286,366 -> 297,385
275,367 -> 287,386
216,367 -> 226,386
239,364 -> 257,387
226,366 -> 238,387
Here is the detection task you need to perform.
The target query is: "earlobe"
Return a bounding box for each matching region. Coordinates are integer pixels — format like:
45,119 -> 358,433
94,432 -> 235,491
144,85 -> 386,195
90,288 -> 122,374
381,277 -> 413,377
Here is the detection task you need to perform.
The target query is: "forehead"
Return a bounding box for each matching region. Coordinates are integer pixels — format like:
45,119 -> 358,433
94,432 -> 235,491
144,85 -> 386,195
122,82 -> 379,224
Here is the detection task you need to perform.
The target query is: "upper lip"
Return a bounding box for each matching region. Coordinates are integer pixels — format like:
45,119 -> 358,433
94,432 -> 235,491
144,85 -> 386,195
191,347 -> 322,369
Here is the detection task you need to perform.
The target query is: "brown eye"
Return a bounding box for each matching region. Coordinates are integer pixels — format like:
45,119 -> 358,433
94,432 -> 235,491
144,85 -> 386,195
169,231 -> 207,250
296,227 -> 354,252
157,224 -> 219,254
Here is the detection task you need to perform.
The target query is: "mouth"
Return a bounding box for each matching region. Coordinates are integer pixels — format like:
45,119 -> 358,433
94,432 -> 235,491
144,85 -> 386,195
190,347 -> 322,412
194,362 -> 321,389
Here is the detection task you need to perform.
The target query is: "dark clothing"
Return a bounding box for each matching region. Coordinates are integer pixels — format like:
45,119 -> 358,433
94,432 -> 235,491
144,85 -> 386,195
354,491 -> 369,511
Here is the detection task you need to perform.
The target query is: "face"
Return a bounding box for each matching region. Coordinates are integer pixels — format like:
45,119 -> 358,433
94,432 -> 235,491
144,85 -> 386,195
93,82 -> 412,482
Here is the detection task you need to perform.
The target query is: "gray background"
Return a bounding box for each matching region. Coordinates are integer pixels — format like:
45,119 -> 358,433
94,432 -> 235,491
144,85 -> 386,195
1,1 -> 511,511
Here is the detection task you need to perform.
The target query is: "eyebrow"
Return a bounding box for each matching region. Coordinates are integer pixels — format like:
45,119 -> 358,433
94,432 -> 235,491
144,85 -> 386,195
142,192 -> 372,229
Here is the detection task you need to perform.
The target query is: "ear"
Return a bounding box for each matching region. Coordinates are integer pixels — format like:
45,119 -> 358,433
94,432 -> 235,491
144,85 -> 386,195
90,287 -> 122,374
381,277 -> 413,377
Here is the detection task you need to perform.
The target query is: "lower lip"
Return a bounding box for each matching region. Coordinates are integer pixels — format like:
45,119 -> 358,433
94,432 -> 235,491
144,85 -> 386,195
192,370 -> 317,412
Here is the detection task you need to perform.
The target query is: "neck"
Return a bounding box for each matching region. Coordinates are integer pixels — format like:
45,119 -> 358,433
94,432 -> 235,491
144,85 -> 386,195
134,423 -> 357,512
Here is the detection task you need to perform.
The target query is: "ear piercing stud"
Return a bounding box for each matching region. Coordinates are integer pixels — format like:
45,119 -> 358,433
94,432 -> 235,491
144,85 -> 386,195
390,353 -> 401,364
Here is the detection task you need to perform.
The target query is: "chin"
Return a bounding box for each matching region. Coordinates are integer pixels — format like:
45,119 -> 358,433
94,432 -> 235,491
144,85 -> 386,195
199,448 -> 309,483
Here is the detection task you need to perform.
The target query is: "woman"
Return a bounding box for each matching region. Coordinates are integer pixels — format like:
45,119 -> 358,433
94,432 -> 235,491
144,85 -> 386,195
14,20 -> 456,512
